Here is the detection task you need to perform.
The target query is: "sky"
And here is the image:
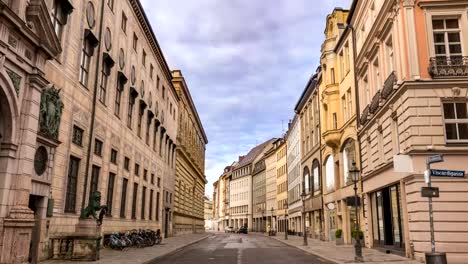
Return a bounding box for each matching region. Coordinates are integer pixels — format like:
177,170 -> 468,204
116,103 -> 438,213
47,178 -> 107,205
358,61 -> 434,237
141,0 -> 352,197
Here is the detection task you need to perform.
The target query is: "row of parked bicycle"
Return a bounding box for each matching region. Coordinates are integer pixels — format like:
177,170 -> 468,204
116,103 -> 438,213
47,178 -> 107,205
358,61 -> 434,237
103,229 -> 162,250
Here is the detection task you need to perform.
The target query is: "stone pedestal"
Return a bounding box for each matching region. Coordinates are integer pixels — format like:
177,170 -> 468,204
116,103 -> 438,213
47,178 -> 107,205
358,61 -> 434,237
72,219 -> 101,261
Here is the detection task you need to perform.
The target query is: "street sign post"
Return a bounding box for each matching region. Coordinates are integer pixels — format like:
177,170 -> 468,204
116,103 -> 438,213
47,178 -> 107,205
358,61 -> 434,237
421,187 -> 440,198
427,154 -> 444,164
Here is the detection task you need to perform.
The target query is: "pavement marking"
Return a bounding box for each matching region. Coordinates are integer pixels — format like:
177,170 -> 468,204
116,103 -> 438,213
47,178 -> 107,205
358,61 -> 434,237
236,248 -> 243,264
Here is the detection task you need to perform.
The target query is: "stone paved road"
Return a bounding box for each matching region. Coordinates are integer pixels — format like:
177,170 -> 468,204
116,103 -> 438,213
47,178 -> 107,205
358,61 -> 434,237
149,233 -> 335,264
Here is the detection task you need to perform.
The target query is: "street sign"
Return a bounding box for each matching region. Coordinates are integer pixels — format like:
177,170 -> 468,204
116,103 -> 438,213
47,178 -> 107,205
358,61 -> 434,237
430,169 -> 465,178
345,197 -> 361,207
427,154 -> 444,164
422,187 -> 440,198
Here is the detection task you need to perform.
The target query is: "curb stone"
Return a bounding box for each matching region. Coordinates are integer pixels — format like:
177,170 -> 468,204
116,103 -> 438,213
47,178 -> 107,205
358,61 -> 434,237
270,236 -> 343,264
143,234 -> 212,264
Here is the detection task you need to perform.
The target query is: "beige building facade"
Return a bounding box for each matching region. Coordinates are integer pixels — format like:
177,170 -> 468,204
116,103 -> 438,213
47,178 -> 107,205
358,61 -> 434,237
275,140 -> 288,233
295,71 -> 323,239
348,0 -> 468,262
172,70 -> 208,236
252,157 -> 266,232
286,115 -> 302,234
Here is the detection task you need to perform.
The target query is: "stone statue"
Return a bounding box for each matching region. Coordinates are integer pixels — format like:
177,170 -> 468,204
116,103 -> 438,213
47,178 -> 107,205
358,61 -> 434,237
80,191 -> 108,225
39,86 -> 64,140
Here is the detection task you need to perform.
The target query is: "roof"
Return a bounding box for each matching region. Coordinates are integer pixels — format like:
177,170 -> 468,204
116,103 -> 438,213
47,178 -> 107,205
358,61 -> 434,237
234,138 -> 277,169
294,70 -> 319,113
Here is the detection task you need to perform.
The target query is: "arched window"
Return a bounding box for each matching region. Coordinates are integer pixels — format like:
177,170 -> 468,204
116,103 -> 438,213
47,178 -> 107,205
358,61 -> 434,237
312,160 -> 320,195
325,155 -> 335,192
303,167 -> 310,194
342,139 -> 356,186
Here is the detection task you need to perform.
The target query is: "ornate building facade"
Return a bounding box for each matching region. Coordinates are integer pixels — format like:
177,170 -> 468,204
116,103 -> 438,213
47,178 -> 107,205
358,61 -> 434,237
0,0 -> 190,262
172,70 -> 208,236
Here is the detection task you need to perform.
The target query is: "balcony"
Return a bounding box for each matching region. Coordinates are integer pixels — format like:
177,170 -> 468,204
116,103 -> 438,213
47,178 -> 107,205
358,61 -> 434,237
323,129 -> 341,149
429,56 -> 468,78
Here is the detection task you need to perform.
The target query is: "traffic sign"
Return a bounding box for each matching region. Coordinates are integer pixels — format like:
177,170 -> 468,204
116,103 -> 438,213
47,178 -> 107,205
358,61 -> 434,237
427,155 -> 443,164
430,169 -> 465,178
422,187 -> 439,198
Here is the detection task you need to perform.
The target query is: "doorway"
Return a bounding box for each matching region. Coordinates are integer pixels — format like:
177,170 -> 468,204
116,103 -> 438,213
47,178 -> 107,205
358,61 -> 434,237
371,184 -> 404,250
164,209 -> 169,238
28,195 -> 45,264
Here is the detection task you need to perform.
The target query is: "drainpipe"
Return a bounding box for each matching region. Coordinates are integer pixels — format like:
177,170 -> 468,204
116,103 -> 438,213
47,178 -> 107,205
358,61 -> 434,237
81,0 -> 106,210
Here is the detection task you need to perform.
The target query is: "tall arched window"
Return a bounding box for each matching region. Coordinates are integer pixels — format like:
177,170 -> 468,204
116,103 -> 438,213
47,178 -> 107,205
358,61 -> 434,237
342,139 -> 356,186
312,160 -> 320,195
325,155 -> 335,192
303,167 -> 310,194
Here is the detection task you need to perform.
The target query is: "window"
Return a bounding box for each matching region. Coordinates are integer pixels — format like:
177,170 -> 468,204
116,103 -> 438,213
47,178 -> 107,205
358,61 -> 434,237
72,125 -> 84,146
146,114 -> 151,145
134,163 -> 140,176
373,57 -> 381,92
120,178 -> 128,217
312,160 -> 320,195
115,78 -> 124,116
162,86 -> 165,99
137,107 -> 144,137
156,76 -> 160,90
392,116 -> 400,154
150,64 -> 154,79
110,149 -> 117,164
342,140 -> 356,186
347,89 -> 352,119
432,18 -> 462,63
344,43 -> 350,73
143,169 -> 147,181
443,102 -> 468,142
64,156 -> 80,213
121,12 -> 127,33
51,0 -> 71,41
341,95 -> 347,122
385,36 -> 394,74
79,38 -> 93,86
169,193 -> 172,204
339,51 -> 345,80
142,50 -> 146,66
90,165 -> 100,201
157,177 -> 161,187
133,33 -> 138,50
106,173 -> 115,216
149,189 -> 154,220
127,95 -> 135,128
325,156 -> 335,192
330,68 -> 335,84
94,139 -> 103,156
107,0 -> 114,10
332,113 -> 338,129
141,186 -> 146,220
156,191 -> 160,221
99,60 -> 111,104
124,157 -> 130,171
151,173 -> 155,184
131,183 -> 138,219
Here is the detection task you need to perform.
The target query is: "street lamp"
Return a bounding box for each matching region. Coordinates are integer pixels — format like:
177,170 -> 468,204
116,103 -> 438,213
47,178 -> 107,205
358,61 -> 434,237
271,207 -> 274,235
301,191 -> 308,246
349,161 -> 363,262
284,201 -> 288,240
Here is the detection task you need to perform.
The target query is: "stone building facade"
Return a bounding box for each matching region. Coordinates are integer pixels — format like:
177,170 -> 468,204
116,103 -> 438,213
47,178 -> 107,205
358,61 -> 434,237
0,0 -> 190,262
349,0 -> 468,262
295,71 -> 323,239
286,115 -> 302,234
172,70 -> 207,236
264,140 -> 280,232
252,156 -> 266,232
319,8 -> 362,244
275,140 -> 288,234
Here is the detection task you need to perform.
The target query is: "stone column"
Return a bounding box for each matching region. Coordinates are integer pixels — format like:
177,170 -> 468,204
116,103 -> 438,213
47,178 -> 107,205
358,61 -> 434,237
2,75 -> 46,263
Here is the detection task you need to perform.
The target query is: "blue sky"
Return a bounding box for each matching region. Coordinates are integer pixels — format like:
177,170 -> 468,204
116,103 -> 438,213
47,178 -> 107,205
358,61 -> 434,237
141,0 -> 352,197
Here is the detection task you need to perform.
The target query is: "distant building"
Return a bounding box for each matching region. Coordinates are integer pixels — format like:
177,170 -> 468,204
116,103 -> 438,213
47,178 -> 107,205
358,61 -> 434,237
204,196 -> 215,230
286,115 -> 302,234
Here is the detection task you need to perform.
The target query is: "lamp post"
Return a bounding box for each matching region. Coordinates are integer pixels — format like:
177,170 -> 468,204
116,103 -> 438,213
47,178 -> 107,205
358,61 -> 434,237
349,161 -> 363,262
301,191 -> 308,246
284,201 -> 288,240
262,209 -> 265,233
271,207 -> 274,234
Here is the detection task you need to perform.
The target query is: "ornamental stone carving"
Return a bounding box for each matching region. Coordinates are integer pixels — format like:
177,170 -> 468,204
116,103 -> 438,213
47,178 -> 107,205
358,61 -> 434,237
39,86 -> 64,140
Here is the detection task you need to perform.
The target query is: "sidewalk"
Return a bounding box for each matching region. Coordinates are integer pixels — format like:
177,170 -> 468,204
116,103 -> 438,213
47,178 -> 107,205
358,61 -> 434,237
272,233 -> 422,264
42,233 -> 211,264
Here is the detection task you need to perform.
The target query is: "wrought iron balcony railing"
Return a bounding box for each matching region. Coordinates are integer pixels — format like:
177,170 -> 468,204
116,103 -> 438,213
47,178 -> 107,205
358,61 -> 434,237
429,56 -> 468,78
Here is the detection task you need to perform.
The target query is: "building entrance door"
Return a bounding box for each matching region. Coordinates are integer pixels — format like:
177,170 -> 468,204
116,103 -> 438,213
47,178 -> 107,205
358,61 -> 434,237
371,185 -> 404,250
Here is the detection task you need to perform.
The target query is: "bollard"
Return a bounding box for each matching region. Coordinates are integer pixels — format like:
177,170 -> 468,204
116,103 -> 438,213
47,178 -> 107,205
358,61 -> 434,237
425,252 -> 447,264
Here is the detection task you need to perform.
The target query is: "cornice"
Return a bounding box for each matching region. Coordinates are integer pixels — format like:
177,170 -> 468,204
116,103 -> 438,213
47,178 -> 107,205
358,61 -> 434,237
129,0 -> 179,100
418,0 -> 468,8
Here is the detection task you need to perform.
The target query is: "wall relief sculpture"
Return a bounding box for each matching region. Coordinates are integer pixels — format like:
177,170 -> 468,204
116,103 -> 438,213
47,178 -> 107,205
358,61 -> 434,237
39,86 -> 64,140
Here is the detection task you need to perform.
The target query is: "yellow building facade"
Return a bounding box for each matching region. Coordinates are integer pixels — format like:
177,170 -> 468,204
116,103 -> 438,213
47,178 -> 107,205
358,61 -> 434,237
172,70 -> 208,236
319,8 -> 361,244
275,140 -> 288,233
